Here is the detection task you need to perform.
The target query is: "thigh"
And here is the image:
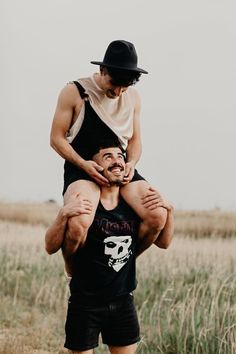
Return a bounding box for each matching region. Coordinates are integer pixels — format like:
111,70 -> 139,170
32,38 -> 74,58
102,295 -> 140,348
121,180 -> 157,220
109,343 -> 137,354
64,298 -> 102,352
121,180 -> 167,224
68,350 -> 93,354
64,180 -> 100,227
64,180 -> 100,205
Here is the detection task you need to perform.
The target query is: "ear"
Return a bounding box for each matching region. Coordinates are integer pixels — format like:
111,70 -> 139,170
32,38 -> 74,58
92,153 -> 99,163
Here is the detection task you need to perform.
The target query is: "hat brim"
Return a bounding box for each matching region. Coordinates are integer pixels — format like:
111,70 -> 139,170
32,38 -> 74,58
90,61 -> 148,74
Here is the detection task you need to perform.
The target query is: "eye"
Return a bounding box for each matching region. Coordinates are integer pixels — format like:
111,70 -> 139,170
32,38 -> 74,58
106,242 -> 116,248
103,154 -> 112,160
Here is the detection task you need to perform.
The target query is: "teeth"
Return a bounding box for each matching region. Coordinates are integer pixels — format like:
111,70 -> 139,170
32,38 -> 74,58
111,168 -> 121,172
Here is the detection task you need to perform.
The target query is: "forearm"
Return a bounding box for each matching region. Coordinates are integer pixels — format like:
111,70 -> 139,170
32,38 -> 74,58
50,136 -> 85,168
45,209 -> 68,254
126,138 -> 142,166
155,206 -> 174,249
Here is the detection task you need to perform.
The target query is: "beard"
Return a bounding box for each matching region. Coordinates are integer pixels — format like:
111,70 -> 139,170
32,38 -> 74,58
103,163 -> 125,185
108,179 -> 124,186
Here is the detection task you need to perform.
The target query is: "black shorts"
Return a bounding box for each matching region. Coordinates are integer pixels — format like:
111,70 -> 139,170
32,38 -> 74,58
63,168 -> 145,195
64,294 -> 140,351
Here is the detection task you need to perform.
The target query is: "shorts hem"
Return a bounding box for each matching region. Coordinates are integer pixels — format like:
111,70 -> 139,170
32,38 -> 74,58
104,335 -> 140,347
64,342 -> 98,351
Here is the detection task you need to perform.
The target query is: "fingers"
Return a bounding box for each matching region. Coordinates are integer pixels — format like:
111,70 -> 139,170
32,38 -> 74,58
123,169 -> 134,184
94,163 -> 104,172
143,197 -> 161,208
141,187 -> 161,201
141,186 -> 171,211
65,197 -> 93,216
123,176 -> 131,183
90,168 -> 109,185
92,174 -> 109,186
83,161 -> 108,185
121,179 -> 130,185
142,192 -> 160,202
143,197 -> 163,210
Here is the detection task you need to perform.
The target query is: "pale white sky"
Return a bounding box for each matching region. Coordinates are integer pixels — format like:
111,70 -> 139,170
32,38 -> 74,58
1,0 -> 236,210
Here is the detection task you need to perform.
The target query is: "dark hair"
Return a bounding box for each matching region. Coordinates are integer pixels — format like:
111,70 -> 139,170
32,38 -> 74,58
92,138 -> 125,157
100,66 -> 141,87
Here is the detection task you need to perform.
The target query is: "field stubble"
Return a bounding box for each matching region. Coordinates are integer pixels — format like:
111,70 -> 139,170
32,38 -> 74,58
0,203 -> 235,353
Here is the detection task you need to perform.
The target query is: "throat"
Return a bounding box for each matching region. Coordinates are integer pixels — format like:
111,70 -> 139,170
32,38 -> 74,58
100,189 -> 120,210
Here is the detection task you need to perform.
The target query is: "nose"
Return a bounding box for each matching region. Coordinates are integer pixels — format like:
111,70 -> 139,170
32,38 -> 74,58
113,156 -> 122,164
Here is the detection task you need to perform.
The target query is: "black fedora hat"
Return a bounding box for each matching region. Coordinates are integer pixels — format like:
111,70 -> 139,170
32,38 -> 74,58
91,40 -> 148,74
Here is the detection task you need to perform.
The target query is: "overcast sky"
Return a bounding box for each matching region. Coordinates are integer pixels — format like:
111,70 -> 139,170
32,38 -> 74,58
1,0 -> 236,210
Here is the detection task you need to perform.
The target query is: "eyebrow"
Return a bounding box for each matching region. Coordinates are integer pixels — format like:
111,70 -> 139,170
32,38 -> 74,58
102,152 -> 124,158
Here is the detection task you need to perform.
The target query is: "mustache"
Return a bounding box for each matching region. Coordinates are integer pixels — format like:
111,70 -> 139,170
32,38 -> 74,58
107,163 -> 125,171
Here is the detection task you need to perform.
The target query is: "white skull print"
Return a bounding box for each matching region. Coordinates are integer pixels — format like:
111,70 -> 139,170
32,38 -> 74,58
104,235 -> 132,272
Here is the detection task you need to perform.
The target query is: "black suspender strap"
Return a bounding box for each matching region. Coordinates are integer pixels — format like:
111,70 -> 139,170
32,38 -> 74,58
73,81 -> 88,99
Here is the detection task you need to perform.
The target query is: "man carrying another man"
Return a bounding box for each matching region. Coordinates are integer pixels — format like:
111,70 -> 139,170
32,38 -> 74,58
45,139 -> 174,354
50,40 -> 171,276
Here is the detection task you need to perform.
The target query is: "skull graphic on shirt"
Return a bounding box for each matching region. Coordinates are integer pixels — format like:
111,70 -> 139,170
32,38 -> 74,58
104,235 -> 132,272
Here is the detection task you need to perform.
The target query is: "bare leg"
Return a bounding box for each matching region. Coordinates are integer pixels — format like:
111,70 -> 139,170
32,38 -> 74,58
109,343 -> 137,354
68,350 -> 93,354
63,180 -> 100,275
121,181 -> 167,254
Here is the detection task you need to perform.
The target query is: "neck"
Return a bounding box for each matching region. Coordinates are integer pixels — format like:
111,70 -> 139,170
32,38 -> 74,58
100,185 -> 120,210
93,73 -> 103,90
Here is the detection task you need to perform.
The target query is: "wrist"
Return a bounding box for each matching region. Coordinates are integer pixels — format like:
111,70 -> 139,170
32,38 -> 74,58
58,208 -> 70,223
78,158 -> 86,170
126,160 -> 136,167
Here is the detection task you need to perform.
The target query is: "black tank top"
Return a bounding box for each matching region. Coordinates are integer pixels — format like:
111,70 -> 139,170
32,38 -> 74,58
69,198 -> 140,303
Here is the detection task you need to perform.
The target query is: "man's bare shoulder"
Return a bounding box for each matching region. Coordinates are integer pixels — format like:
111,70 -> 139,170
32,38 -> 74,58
128,86 -> 141,106
58,82 -> 83,106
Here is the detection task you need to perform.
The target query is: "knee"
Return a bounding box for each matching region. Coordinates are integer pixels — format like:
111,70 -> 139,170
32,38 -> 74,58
145,207 -> 167,231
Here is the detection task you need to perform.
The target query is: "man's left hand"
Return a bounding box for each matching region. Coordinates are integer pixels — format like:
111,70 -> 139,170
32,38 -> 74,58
122,162 -> 135,184
142,187 -> 173,211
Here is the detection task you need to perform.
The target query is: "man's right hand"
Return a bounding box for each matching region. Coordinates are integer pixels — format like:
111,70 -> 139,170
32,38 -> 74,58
80,160 -> 109,186
61,194 -> 93,219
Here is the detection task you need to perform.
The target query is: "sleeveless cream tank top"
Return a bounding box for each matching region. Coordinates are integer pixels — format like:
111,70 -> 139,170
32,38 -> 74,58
66,74 -> 138,149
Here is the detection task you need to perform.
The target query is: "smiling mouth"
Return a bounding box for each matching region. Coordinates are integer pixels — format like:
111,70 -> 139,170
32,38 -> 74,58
110,168 -> 122,175
108,164 -> 124,173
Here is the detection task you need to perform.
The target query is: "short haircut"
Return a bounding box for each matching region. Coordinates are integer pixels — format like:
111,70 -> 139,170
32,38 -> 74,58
92,138 -> 125,158
100,66 -> 141,87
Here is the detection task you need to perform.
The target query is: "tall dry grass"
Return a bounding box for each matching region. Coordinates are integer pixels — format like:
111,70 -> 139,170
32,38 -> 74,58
136,238 -> 236,353
0,201 -> 59,226
0,221 -> 67,354
1,201 -> 236,237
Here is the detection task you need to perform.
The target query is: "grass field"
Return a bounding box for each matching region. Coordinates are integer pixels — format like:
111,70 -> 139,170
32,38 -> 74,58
0,203 -> 235,353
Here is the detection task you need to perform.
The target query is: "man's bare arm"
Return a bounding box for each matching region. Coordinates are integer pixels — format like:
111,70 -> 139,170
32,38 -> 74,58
154,205 -> 174,249
50,84 -> 108,185
50,84 -> 84,164
142,187 -> 174,248
45,196 -> 92,254
123,90 -> 142,183
136,189 -> 174,256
